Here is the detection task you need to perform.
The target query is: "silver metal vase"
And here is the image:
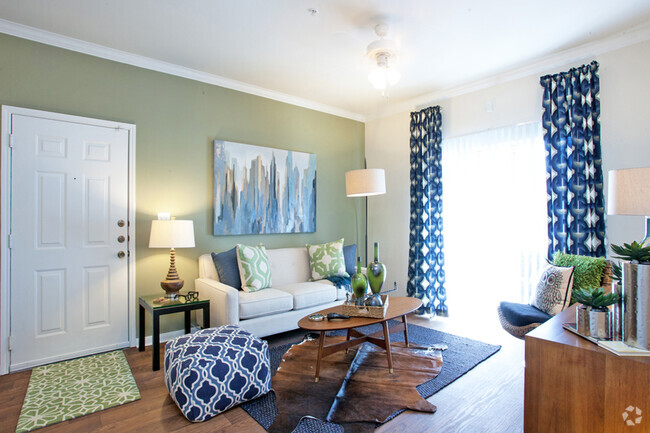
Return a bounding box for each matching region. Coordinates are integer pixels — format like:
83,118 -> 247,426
589,308 -> 611,339
622,262 -> 650,350
612,282 -> 623,339
576,305 -> 591,335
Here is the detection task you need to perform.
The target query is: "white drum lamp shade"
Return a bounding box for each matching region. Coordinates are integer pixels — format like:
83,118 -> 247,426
607,168 -> 650,215
345,168 -> 386,263
149,219 -> 195,248
345,169 -> 386,197
149,219 -> 195,298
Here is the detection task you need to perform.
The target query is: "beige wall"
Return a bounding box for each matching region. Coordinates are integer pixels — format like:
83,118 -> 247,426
0,33 -> 365,336
366,39 -> 650,297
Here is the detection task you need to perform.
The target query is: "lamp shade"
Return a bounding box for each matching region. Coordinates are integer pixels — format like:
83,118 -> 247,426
149,219 -> 195,248
345,168 -> 386,197
607,168 -> 650,215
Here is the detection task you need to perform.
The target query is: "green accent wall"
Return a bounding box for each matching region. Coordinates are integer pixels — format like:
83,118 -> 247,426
0,33 -> 365,336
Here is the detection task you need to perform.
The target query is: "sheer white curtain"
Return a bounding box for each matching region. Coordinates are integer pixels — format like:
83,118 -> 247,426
442,122 -> 547,318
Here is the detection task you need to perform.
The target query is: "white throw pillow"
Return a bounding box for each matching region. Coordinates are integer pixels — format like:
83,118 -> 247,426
530,263 -> 575,316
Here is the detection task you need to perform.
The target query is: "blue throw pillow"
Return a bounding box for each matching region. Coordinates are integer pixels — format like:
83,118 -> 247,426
343,244 -> 357,276
211,248 -> 242,290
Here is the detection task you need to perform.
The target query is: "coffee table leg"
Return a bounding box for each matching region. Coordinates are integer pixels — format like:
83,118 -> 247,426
402,315 -> 410,347
315,331 -> 325,382
382,321 -> 394,374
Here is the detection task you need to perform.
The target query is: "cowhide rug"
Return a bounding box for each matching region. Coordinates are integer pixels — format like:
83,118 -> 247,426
268,336 -> 443,432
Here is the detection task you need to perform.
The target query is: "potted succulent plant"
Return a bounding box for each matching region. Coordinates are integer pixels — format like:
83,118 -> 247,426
611,240 -> 650,349
572,287 -> 621,339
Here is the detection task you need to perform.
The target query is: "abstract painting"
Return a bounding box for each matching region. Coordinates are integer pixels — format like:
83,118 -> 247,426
213,140 -> 317,235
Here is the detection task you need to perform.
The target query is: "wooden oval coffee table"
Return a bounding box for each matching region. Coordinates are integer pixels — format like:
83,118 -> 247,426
297,296 -> 422,382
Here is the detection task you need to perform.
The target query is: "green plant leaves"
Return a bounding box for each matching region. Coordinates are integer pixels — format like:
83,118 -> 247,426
611,241 -> 650,263
573,286 -> 620,308
611,262 -> 622,282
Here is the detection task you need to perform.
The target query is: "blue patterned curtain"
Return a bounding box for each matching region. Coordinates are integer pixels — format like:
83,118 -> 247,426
407,106 -> 447,317
541,61 -> 605,259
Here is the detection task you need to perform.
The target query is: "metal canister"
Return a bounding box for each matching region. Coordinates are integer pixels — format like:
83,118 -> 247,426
612,282 -> 623,340
589,309 -> 611,339
623,262 -> 650,350
576,305 -> 591,336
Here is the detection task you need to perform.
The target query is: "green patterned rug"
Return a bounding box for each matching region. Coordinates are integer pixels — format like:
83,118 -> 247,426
16,350 -> 141,433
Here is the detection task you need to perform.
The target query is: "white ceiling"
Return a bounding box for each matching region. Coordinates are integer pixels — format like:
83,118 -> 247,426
1,0 -> 650,120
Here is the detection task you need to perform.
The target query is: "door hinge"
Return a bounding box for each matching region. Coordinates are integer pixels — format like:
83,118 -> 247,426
8,336 -> 13,351
7,234 -> 13,249
8,133 -> 14,148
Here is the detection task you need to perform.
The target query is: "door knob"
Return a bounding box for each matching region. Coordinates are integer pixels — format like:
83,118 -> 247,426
117,235 -> 126,243
117,251 -> 126,259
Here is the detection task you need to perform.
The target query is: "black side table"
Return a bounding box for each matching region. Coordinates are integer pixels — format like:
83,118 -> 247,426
138,293 -> 210,370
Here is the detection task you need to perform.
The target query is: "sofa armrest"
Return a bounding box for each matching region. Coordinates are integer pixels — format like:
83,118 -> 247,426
195,278 -> 240,328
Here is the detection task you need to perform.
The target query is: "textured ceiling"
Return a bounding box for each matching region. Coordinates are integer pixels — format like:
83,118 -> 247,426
1,0 -> 650,119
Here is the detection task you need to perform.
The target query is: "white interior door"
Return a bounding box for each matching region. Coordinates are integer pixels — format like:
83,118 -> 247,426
8,111 -> 133,371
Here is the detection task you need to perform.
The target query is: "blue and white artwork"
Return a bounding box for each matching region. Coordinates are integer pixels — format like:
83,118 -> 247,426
213,140 -> 317,235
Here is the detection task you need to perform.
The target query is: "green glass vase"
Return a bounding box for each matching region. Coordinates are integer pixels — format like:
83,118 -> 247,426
367,242 -> 386,296
351,256 -> 368,306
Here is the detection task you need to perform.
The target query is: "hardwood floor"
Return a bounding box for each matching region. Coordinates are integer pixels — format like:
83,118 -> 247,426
0,312 -> 524,433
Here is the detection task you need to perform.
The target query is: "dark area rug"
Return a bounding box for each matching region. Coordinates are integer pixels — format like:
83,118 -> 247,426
241,321 -> 501,432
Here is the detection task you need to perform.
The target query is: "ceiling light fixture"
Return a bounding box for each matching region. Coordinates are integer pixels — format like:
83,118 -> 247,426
366,23 -> 400,98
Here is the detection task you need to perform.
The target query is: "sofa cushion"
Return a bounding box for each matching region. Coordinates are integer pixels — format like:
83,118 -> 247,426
236,244 -> 272,292
239,289 -> 293,320
267,247 -> 311,286
306,238 -> 349,280
275,282 -> 338,310
335,285 -> 349,301
343,244 -> 357,277
211,248 -> 242,290
499,301 -> 552,327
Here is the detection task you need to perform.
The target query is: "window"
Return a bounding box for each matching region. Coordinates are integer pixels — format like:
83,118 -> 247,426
442,122 -> 547,321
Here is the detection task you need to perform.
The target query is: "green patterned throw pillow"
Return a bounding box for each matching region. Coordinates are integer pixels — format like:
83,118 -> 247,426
306,238 -> 349,281
552,252 -> 607,291
236,244 -> 272,292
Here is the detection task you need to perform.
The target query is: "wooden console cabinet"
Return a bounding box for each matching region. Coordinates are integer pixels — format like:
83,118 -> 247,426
524,305 -> 650,433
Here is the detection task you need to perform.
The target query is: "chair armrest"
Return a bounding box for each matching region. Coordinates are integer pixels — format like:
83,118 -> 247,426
195,278 -> 239,327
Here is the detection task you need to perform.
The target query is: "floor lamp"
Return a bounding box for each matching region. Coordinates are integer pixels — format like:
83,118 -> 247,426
345,168 -> 386,263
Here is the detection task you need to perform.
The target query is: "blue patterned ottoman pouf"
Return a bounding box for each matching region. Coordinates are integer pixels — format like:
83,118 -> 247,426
164,325 -> 271,422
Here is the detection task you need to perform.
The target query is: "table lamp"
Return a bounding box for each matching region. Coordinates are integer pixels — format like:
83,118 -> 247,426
608,167 -> 650,241
149,218 -> 195,299
345,168 -> 386,263
608,167 -> 650,350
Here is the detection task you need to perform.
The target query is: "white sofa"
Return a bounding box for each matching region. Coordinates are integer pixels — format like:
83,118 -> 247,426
195,247 -> 348,337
